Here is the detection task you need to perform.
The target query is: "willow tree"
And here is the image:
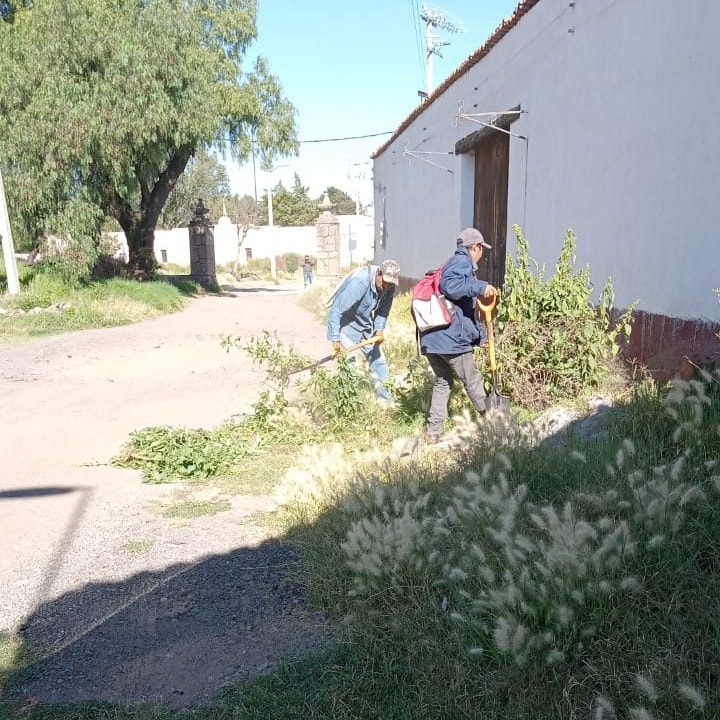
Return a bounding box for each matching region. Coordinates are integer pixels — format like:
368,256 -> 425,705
0,0 -> 297,272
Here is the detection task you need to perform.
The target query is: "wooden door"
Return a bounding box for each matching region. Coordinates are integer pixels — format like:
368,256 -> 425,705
473,131 -> 509,288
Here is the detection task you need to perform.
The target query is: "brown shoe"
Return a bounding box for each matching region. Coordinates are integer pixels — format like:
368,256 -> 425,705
425,432 -> 443,445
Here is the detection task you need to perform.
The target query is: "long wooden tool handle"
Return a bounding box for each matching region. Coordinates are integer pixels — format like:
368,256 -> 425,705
344,336 -> 383,353
477,298 -> 498,372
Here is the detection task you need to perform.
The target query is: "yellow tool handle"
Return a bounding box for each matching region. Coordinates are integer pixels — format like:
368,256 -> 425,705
344,336 -> 383,353
476,295 -> 498,372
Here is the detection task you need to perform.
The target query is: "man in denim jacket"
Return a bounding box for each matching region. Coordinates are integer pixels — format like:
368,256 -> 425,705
420,228 -> 497,442
326,259 -> 400,400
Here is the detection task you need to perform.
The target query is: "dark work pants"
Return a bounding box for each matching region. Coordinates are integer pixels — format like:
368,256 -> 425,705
426,351 -> 486,434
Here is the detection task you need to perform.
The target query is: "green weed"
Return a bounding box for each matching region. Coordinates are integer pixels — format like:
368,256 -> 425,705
120,540 -> 154,556
162,498 -> 231,520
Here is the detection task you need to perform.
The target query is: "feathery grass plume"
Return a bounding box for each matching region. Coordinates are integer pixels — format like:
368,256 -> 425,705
468,646 -> 483,656
511,624 -> 528,653
616,448 -> 625,468
712,475 -> 720,493
570,450 -> 587,462
593,696 -> 617,720
620,576 -> 643,592
634,673 -> 659,703
545,648 -> 565,665
647,534 -> 666,549
493,617 -> 513,653
622,438 -> 637,455
670,455 -> 686,481
628,707 -> 654,720
677,683 -> 706,710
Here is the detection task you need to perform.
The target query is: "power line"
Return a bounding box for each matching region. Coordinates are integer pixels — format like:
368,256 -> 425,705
298,131 -> 393,144
410,0 -> 426,88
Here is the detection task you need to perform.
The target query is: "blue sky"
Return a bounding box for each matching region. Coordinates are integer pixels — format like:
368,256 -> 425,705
227,0 -> 520,208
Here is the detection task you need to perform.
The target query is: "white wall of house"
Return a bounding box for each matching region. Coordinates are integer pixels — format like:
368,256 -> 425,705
373,0 -> 720,320
109,214 -> 374,269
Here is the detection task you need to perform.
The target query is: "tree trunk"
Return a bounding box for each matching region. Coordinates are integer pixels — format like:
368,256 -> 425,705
122,219 -> 157,277
107,144 -> 194,276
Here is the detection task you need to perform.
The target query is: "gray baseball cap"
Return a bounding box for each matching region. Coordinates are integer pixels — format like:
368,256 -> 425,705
457,227 -> 492,249
379,259 -> 400,285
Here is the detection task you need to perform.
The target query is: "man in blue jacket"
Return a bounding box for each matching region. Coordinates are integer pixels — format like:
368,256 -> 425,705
421,228 -> 497,442
326,258 -> 401,401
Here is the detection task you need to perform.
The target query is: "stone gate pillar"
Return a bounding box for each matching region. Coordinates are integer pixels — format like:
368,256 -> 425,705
315,193 -> 340,279
188,198 -> 217,288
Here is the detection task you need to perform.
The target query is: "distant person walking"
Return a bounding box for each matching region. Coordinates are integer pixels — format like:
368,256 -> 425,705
303,255 -> 314,289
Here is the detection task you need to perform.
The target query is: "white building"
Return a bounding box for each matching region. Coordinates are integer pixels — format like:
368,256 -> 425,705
109,214 -> 374,269
372,0 -> 719,372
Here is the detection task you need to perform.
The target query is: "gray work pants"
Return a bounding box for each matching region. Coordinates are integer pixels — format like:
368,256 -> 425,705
426,352 -> 486,434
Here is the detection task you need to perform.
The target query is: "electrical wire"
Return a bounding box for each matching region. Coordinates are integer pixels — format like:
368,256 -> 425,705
298,131 -> 393,144
410,0 -> 427,88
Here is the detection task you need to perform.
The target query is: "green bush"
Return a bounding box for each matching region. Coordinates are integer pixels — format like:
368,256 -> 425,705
246,257 -> 271,274
284,252 -> 300,274
495,226 -> 634,407
39,198 -> 103,283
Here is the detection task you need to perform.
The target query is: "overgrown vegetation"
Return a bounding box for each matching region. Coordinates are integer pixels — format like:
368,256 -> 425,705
0,259 -> 197,342
496,226 -> 635,407
114,331 -> 397,486
271,372 -> 720,719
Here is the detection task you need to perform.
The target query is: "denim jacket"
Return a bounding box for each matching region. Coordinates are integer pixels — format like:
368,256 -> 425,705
420,247 -> 488,355
327,265 -> 395,341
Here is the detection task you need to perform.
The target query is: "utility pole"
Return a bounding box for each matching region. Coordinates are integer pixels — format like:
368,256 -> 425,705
347,161 -> 369,216
267,187 -> 274,228
264,164 -> 287,281
251,128 -> 258,203
420,4 -> 462,95
0,168 -> 20,296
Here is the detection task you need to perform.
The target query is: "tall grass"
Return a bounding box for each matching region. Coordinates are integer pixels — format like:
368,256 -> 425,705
276,373 -> 720,718
0,265 -> 197,342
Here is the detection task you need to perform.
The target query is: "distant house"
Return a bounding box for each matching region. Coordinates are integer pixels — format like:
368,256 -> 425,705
372,0 -> 719,375
109,214 -> 374,269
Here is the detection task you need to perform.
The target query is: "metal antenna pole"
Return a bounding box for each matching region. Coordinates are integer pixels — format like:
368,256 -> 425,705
420,4 -> 463,96
426,22 -> 434,95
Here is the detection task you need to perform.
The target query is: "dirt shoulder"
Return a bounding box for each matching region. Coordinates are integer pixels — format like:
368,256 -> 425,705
0,282 -> 330,709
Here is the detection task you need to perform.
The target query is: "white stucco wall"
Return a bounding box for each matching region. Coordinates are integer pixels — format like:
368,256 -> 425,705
109,214 -> 374,269
373,0 -> 720,320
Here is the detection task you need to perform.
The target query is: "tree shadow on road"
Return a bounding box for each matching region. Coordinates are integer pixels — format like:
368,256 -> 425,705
2,540 -> 332,715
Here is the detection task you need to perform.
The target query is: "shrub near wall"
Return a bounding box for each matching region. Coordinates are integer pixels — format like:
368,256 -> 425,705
284,253 -> 300,274
495,226 -> 634,408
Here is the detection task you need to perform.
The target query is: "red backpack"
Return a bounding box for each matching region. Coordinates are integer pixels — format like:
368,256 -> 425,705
411,267 -> 455,332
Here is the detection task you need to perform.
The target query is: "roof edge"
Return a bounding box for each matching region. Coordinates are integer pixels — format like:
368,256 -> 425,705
371,0 -> 543,159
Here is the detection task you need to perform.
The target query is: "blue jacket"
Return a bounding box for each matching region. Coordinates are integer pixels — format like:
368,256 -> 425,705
327,265 -> 395,341
420,248 -> 488,355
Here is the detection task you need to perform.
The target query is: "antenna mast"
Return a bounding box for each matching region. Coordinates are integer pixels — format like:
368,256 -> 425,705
420,4 -> 463,96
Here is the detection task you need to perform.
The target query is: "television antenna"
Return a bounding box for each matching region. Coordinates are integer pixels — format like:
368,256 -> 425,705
420,4 -> 463,96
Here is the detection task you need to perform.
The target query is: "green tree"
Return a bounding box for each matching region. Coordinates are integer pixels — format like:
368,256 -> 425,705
159,149 -> 231,228
323,186 -> 356,215
0,0 -> 297,273
269,174 -> 318,226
